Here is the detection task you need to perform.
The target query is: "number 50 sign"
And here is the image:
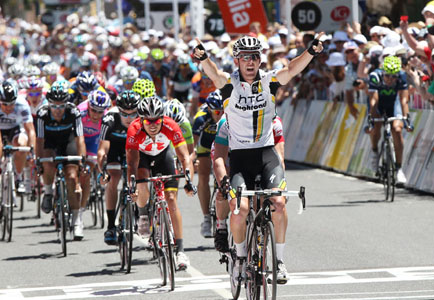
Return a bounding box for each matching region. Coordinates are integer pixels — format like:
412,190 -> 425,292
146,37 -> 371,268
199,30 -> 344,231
291,0 -> 361,32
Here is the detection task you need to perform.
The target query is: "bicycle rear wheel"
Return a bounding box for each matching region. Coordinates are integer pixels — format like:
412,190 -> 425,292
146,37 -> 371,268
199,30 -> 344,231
124,201 -> 133,273
161,206 -> 175,291
246,225 -> 260,300
262,221 -> 277,300
58,181 -> 67,256
387,143 -> 396,202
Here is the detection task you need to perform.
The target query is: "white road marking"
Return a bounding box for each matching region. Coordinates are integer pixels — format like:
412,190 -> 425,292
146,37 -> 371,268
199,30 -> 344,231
2,266 -> 434,299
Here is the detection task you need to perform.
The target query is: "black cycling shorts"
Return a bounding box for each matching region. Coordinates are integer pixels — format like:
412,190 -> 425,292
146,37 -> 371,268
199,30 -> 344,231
229,146 -> 286,191
44,132 -> 78,165
138,146 -> 179,190
107,144 -> 125,165
1,126 -> 22,144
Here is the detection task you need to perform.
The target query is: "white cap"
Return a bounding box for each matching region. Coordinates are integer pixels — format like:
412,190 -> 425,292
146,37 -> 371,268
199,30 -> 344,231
326,52 -> 346,67
370,25 -> 382,36
287,48 -> 298,59
272,60 -> 284,70
268,36 -> 282,47
319,34 -> 332,42
173,48 -> 185,57
368,45 -> 384,57
333,31 -> 349,42
407,27 -> 420,36
188,39 -> 198,48
262,41 -> 270,50
278,28 -> 289,36
220,33 -> 231,42
381,31 -> 401,48
422,2 -> 434,15
260,53 -> 268,63
353,34 -> 368,44
148,29 -> 157,36
139,45 -> 150,54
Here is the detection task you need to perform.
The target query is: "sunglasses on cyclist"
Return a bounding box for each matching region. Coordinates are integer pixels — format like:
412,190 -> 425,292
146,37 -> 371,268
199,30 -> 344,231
124,79 -> 136,85
143,118 -> 163,126
49,103 -> 66,110
119,110 -> 138,118
384,74 -> 399,79
80,91 -> 89,97
90,107 -> 105,114
239,53 -> 261,62
212,109 -> 223,116
0,101 -> 16,106
28,91 -> 42,97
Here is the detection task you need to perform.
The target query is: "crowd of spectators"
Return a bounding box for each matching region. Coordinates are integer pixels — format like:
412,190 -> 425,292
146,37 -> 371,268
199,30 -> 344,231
1,3 -> 434,115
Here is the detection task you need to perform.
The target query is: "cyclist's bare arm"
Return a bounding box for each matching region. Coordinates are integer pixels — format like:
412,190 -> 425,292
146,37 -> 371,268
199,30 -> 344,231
213,143 -> 229,184
399,89 -> 410,117
274,142 -> 285,170
97,140 -> 110,172
75,136 -> 87,158
126,148 -> 139,184
369,91 -> 379,115
194,38 -> 229,89
175,143 -> 194,179
275,32 -> 324,85
23,122 -> 36,149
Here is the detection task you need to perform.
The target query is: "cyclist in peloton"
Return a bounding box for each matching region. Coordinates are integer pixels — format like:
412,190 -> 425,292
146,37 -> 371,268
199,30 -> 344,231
367,55 -> 411,184
164,99 -> 194,155
36,83 -> 87,240
193,34 -> 323,282
98,90 -> 140,245
0,80 -> 36,193
77,90 -> 111,235
69,71 -> 103,105
192,90 -> 224,238
126,96 -> 196,271
167,54 -> 196,103
115,66 -> 139,94
146,48 -> 171,98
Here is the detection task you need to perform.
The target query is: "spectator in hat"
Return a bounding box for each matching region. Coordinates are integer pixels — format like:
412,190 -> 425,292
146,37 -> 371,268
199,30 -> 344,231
370,26 -> 385,44
326,52 -> 346,102
378,16 -> 393,29
278,27 -> 289,46
332,31 -> 349,52
344,41 -> 362,118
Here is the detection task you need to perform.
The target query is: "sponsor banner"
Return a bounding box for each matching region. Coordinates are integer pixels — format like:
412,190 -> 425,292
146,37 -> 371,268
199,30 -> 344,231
320,103 -> 346,166
415,111 -> 434,192
292,101 -> 327,162
325,104 -> 367,172
216,0 -> 268,34
403,109 -> 429,188
347,125 -> 373,177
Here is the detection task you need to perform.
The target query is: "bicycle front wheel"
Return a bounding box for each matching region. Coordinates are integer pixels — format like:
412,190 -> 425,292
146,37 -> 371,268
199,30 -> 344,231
36,176 -> 41,218
58,181 -> 67,256
161,207 -> 175,291
387,142 -> 396,202
1,174 -> 7,241
246,224 -> 260,300
6,172 -> 14,242
97,188 -> 105,228
262,221 -> 277,300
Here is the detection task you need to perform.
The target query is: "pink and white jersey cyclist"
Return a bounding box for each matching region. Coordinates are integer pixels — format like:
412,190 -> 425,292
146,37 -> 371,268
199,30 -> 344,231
78,90 -> 111,156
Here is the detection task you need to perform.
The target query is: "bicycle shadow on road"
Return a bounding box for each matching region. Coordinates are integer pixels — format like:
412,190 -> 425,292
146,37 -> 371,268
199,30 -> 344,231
184,246 -> 215,252
3,252 -> 66,261
91,285 -> 171,296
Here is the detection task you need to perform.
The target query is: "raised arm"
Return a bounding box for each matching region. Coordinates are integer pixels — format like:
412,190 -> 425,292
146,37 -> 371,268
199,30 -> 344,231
193,38 -> 229,89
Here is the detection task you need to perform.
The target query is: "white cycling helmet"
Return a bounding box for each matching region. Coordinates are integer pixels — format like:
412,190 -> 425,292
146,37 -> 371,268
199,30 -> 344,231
164,99 -> 186,123
137,96 -> 164,119
232,36 -> 263,58
120,66 -> 139,82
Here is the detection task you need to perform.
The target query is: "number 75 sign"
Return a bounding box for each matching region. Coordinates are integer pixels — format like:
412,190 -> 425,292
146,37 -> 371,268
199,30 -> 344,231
291,0 -> 362,32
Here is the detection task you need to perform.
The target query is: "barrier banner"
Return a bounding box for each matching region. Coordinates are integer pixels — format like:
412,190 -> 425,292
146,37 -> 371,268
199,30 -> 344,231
347,128 -> 373,177
403,110 -> 430,188
216,0 -> 268,34
320,103 -> 346,166
325,104 -> 367,171
306,102 -> 341,164
284,100 -> 309,162
292,101 -> 327,162
415,111 -> 434,192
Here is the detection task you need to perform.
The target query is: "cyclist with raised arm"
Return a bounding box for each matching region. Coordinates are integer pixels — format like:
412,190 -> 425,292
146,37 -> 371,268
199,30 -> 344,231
77,90 -> 111,233
192,90 -> 224,238
126,96 -> 196,271
0,80 -> 36,193
98,90 -> 140,245
193,34 -> 323,282
367,55 -> 411,184
36,83 -> 87,240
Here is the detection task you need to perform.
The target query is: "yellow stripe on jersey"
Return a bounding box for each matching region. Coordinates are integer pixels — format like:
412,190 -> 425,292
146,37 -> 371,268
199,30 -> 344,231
278,179 -> 287,190
174,141 -> 186,148
258,81 -> 263,93
223,98 -> 229,109
255,109 -> 264,142
271,76 -> 279,82
194,110 -> 207,119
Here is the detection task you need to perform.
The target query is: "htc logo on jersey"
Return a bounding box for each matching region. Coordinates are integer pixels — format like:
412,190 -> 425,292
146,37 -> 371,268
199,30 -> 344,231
236,93 -> 267,111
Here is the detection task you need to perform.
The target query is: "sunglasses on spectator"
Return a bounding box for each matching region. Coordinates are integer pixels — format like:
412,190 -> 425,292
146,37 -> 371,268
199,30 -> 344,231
50,103 -> 66,109
90,107 -> 105,114
28,91 -> 42,97
119,110 -> 138,118
0,101 -> 16,106
239,53 -> 260,61
143,117 -> 163,126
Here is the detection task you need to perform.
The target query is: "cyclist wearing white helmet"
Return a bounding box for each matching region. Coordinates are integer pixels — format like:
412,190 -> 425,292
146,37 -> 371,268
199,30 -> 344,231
126,95 -> 196,271
42,62 -> 64,86
23,76 -> 46,119
0,79 -> 36,193
117,66 -> 139,93
77,90 -> 111,238
193,33 -> 324,283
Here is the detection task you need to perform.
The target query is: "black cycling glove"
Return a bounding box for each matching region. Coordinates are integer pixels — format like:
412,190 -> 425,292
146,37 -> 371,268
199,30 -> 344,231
307,39 -> 322,56
192,43 -> 208,61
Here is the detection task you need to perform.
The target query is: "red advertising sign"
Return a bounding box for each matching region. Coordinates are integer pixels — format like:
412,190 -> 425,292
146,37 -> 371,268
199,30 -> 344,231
216,0 -> 268,34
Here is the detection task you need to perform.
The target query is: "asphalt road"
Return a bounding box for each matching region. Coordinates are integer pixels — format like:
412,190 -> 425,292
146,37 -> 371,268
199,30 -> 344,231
1,162 -> 434,300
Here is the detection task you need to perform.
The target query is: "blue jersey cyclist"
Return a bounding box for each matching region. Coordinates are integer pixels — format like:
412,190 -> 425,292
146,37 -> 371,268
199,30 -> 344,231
367,55 -> 411,184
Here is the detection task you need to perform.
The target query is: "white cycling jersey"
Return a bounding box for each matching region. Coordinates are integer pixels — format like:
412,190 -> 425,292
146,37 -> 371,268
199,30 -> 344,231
220,69 -> 281,150
0,96 -> 33,130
